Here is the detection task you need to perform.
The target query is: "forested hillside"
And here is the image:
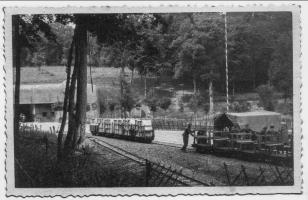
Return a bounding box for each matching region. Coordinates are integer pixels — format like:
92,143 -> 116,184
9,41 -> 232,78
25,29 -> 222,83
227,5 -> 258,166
14,12 -> 293,127
17,12 -> 292,97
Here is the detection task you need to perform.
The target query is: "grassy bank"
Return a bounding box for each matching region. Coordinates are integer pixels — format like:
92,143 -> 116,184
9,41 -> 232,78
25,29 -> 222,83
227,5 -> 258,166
15,129 -> 146,187
15,66 -> 293,119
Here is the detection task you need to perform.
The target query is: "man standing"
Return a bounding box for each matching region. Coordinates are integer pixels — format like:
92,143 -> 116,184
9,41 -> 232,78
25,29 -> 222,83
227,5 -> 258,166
181,123 -> 194,151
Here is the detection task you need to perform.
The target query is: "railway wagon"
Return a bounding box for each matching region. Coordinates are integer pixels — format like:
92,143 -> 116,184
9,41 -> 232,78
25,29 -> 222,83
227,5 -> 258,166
193,111 -> 293,165
90,118 -> 155,143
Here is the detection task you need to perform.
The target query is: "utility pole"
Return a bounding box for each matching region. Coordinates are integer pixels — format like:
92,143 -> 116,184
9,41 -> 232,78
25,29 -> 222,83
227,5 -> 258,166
120,66 -> 124,118
224,12 -> 229,112
144,67 -> 148,98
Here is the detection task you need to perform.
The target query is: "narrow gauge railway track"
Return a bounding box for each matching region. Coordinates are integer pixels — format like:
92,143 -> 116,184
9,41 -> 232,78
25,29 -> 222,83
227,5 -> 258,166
88,136 -> 210,186
151,140 -> 291,167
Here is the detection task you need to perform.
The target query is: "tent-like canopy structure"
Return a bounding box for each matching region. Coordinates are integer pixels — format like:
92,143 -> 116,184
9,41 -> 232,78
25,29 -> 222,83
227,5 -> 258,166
214,111 -> 282,132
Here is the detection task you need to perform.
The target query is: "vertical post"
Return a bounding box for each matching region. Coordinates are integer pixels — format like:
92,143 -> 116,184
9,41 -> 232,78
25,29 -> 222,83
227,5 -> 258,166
223,162 -> 231,185
224,12 -> 229,112
145,159 -> 151,186
209,78 -> 214,114
44,135 -> 49,156
120,66 -> 124,118
193,129 -> 196,145
144,68 -> 148,98
31,87 -> 36,118
241,165 -> 249,186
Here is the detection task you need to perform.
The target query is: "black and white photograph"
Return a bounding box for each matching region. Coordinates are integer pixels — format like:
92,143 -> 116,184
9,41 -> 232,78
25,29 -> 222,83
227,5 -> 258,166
4,4 -> 301,196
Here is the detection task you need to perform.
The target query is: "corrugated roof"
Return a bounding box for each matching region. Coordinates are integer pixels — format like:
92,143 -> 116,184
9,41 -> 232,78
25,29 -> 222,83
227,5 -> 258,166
19,81 -> 97,104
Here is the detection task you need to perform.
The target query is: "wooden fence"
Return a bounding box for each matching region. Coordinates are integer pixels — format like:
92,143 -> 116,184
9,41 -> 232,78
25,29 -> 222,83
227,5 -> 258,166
152,118 -> 214,131
221,162 -> 293,186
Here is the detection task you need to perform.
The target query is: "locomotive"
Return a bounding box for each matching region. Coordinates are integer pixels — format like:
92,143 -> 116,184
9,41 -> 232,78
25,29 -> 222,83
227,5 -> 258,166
89,118 -> 155,143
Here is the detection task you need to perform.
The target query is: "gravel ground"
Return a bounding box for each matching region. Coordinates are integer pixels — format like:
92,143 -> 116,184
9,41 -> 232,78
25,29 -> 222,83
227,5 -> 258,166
90,135 -> 293,186
88,142 -> 148,187
154,130 -> 194,148
20,122 -> 293,185
90,140 -> 186,186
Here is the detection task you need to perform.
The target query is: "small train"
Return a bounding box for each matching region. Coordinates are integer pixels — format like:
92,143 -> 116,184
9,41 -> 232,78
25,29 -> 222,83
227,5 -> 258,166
89,118 -> 155,143
194,130 -> 292,153
193,112 -> 293,165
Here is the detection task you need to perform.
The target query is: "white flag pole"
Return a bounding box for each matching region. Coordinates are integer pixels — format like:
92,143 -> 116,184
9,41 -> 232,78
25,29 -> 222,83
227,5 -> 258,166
224,12 -> 229,112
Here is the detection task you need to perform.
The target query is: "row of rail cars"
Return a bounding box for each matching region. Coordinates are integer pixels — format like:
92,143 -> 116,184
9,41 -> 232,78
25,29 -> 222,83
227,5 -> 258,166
193,111 -> 293,165
193,130 -> 292,164
89,111 -> 293,165
89,118 -> 155,143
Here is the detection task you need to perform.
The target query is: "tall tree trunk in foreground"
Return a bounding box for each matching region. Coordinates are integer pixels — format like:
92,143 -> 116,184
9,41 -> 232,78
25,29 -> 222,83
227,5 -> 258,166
72,17 -> 88,149
63,64 -> 77,150
57,37 -> 74,161
64,16 -> 88,151
13,16 -> 21,136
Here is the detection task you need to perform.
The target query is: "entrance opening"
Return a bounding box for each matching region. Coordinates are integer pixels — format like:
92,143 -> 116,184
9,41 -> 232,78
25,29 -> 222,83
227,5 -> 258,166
19,104 -> 34,122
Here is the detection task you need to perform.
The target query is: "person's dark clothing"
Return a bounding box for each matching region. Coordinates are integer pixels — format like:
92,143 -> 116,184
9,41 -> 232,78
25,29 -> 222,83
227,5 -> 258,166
182,135 -> 189,150
181,128 -> 193,151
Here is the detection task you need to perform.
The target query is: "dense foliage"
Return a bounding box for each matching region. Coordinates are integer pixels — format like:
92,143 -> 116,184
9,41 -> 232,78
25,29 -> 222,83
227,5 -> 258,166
18,12 -> 292,98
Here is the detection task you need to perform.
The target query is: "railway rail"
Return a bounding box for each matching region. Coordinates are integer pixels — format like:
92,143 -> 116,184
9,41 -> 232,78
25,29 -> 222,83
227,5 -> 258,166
88,136 -> 210,186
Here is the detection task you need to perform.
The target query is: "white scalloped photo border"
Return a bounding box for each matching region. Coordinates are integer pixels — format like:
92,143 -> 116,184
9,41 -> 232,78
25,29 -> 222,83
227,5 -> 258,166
2,4 -> 302,197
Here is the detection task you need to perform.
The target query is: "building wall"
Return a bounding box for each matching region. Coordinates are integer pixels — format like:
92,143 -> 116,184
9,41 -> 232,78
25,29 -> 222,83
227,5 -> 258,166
21,103 -> 56,122
20,102 -> 100,123
53,103 -> 100,122
87,102 -> 100,120
19,82 -> 100,122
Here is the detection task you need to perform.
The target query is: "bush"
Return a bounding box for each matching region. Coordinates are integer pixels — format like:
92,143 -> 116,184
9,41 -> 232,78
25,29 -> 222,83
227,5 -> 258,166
179,101 -> 184,112
203,103 -> 210,113
230,101 -> 251,112
187,93 -> 207,113
158,97 -> 172,111
108,101 -> 118,112
144,97 -> 159,113
275,101 -> 293,115
187,96 -> 199,113
181,94 -> 193,103
256,84 -> 275,111
99,102 -> 106,114
120,79 -> 137,113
